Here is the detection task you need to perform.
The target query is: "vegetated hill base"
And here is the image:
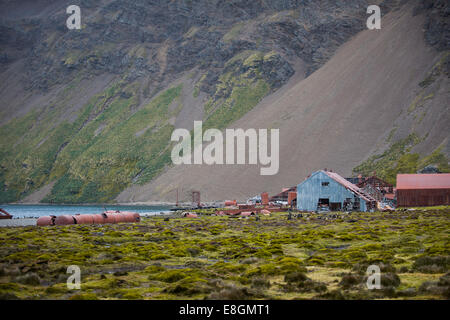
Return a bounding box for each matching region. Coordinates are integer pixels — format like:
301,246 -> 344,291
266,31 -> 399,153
0,207 -> 449,300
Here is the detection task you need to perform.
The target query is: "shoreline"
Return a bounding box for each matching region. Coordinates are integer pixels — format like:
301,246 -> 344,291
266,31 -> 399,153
6,201 -> 178,206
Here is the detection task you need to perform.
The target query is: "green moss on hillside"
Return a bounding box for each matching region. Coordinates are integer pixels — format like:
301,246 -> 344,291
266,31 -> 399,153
353,134 -> 449,184
0,81 -> 182,204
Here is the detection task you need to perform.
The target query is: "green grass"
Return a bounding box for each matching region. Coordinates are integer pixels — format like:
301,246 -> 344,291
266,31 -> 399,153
0,207 -> 448,300
0,80 -> 183,204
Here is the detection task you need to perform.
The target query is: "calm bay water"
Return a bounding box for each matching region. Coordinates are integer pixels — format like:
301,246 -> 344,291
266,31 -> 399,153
0,204 -> 172,218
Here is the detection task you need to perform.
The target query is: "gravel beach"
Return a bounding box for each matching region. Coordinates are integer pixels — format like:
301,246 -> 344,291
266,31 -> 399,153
0,218 -> 37,227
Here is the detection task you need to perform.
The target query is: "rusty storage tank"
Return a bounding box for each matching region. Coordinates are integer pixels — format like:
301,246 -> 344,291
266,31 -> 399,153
129,212 -> 140,222
101,212 -> 117,224
74,214 -> 95,225
55,215 -> 76,226
111,212 -> 128,223
261,192 -> 269,206
92,214 -> 106,224
37,216 -> 55,226
114,211 -> 138,223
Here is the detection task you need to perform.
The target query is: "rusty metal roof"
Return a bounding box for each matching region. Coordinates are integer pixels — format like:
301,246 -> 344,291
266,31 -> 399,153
323,171 -> 377,203
397,174 -> 450,190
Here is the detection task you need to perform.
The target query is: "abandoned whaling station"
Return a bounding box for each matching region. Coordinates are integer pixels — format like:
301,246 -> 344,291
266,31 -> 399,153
1,171 -> 449,224
207,170 -> 450,217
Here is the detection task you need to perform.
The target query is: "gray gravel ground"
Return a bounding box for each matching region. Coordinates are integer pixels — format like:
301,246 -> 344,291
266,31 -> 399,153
0,218 -> 37,227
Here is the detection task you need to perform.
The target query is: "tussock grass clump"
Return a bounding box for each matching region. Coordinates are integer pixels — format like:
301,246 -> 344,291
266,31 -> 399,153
419,273 -> 450,298
315,289 -> 346,300
69,293 -> 99,300
412,256 -> 450,273
208,284 -> 262,300
339,273 -> 364,290
284,271 -> 308,284
251,277 -> 271,289
379,273 -> 401,288
283,272 -> 327,293
14,273 -> 41,286
0,292 -> 19,300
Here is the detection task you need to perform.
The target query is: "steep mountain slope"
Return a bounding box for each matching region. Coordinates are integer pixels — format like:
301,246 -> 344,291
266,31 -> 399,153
0,0 -> 448,204
117,1 -> 449,203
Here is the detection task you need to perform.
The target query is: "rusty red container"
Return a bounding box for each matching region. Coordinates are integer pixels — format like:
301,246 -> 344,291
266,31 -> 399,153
128,212 -> 141,222
183,212 -> 198,218
225,200 -> 237,206
111,212 -> 128,223
37,216 -> 55,226
288,192 -> 297,205
55,215 -> 75,226
74,214 -> 95,225
92,214 -> 106,224
101,212 -> 117,224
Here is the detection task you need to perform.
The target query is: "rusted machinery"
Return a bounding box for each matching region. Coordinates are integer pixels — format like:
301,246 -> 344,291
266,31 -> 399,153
36,211 -> 141,226
215,206 -> 283,216
0,208 -> 12,219
224,200 -> 237,207
288,192 -> 297,206
216,192 -> 284,216
182,212 -> 198,218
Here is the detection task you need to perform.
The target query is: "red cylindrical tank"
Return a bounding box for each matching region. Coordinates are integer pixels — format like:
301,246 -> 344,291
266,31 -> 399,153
111,212 -> 128,223
37,216 -> 55,226
93,214 -> 106,224
74,214 -> 95,225
129,212 -> 140,222
55,215 -> 76,226
101,212 -> 117,224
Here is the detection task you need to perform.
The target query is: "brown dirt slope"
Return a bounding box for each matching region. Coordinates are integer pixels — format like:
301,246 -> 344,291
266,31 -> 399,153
116,3 -> 449,203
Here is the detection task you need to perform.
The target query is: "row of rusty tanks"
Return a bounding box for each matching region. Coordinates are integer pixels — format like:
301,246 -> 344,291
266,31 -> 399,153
37,211 -> 140,226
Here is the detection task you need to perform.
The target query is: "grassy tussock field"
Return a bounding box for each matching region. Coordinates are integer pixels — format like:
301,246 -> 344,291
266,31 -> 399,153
0,207 -> 449,300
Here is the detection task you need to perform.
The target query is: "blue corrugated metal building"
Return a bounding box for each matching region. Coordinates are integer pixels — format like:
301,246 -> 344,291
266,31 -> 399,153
297,170 -> 376,212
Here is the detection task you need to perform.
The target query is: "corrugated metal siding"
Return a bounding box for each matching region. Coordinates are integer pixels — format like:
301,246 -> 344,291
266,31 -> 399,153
397,174 -> 450,189
397,189 -> 450,207
297,171 -> 368,211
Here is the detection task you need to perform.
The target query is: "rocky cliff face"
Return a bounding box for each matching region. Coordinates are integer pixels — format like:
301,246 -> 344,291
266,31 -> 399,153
0,0 -> 448,203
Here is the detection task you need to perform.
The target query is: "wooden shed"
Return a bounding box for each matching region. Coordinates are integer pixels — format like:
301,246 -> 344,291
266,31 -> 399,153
297,170 -> 377,212
396,174 -> 450,207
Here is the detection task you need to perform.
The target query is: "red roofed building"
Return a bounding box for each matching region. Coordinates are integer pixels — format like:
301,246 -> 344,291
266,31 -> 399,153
396,174 -> 450,207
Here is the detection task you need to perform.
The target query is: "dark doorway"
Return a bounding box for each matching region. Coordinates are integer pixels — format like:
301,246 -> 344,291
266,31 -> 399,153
330,202 -> 342,211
